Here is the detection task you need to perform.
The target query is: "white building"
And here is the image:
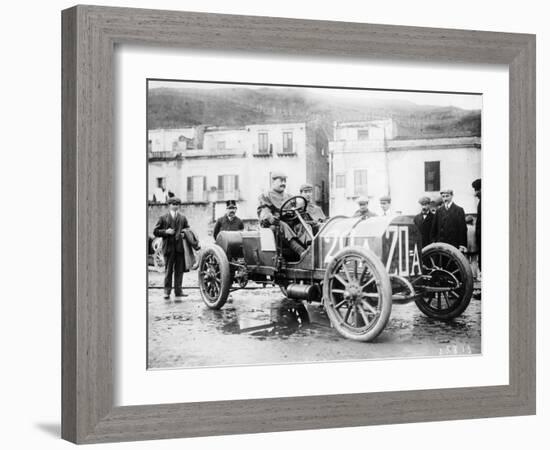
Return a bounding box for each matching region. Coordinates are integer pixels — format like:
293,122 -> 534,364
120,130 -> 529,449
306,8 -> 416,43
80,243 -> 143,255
148,122 -> 330,220
329,120 -> 481,216
148,128 -> 195,153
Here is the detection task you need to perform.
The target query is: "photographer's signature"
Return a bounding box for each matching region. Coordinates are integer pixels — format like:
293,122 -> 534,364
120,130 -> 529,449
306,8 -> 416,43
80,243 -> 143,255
439,343 -> 473,355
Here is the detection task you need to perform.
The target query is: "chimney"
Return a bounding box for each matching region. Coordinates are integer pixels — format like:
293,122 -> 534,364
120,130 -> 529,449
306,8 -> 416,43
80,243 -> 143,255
194,125 -> 205,150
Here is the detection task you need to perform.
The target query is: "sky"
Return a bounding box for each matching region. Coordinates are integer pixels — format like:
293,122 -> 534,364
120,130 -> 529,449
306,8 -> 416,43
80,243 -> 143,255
148,80 -> 482,111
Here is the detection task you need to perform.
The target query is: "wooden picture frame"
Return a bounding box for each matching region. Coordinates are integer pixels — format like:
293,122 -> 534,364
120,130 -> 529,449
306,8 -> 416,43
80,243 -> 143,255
61,5 -> 536,444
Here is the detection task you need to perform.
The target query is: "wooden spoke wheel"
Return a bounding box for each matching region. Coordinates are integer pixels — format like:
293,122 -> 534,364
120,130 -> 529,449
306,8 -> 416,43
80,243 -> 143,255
198,245 -> 232,309
415,242 -> 474,320
323,246 -> 392,342
152,237 -> 164,272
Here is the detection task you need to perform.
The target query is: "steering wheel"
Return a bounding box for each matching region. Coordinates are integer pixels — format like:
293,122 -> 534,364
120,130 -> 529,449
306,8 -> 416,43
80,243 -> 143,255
279,195 -> 308,222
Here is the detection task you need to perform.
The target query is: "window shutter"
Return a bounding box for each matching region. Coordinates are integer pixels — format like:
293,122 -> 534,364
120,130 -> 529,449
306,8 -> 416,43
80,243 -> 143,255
218,175 -> 223,191
203,176 -> 207,193
187,177 -> 193,192
235,175 -> 239,191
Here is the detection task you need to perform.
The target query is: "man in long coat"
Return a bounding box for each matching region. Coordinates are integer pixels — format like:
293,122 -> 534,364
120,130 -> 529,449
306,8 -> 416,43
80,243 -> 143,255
430,189 -> 467,251
472,178 -> 481,270
257,172 -> 310,256
153,197 -> 190,300
413,196 -> 435,248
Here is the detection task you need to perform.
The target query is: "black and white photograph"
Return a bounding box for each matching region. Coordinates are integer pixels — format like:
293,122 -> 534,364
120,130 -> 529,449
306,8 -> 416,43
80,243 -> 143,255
146,80 -> 482,369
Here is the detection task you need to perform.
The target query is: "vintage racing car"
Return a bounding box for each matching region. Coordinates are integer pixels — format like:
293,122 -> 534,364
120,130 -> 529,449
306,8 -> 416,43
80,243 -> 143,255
197,195 -> 473,342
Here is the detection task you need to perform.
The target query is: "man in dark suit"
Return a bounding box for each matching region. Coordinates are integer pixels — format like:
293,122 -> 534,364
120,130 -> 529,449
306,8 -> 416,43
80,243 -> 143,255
430,189 -> 467,252
413,196 -> 435,248
213,200 -> 245,240
153,197 -> 190,300
472,178 -> 481,270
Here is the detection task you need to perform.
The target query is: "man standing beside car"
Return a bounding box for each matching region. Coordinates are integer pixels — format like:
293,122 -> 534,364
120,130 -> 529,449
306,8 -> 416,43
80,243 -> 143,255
213,200 -> 245,240
430,189 -> 468,252
153,197 -> 189,300
471,178 -> 481,271
413,196 -> 435,247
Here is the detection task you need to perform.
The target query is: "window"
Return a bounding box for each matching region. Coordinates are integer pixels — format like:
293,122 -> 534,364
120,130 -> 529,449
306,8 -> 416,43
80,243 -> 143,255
335,173 -> 346,189
357,129 -> 370,140
187,176 -> 207,202
424,161 -> 441,192
282,132 -> 293,153
258,132 -> 269,153
354,169 -> 368,196
217,174 -> 239,200
217,141 -> 226,150
156,177 -> 165,188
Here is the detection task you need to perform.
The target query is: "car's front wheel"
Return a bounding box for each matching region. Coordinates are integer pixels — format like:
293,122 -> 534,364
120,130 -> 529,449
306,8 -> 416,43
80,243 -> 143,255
198,245 -> 232,309
323,246 -> 392,342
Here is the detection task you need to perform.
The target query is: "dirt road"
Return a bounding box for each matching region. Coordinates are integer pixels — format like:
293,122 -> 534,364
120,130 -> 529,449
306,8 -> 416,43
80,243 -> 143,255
147,270 -> 481,369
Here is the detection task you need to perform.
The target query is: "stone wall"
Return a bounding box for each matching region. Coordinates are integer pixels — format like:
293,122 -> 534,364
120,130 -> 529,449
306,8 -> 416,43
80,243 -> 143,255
148,203 -> 258,245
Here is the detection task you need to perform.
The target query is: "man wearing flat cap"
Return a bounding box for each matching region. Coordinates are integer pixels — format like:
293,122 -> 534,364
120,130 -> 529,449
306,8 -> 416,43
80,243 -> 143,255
299,183 -> 326,222
257,172 -> 310,257
353,196 -> 377,219
414,196 -> 435,247
213,200 -> 244,240
379,195 -> 392,216
153,197 -> 190,300
430,189 -> 467,252
472,178 -> 481,270
430,195 -> 443,214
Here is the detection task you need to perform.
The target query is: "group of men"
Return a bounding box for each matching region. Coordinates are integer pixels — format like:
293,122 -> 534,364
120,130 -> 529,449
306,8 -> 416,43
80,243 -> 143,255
154,171 -> 481,300
352,181 -> 481,264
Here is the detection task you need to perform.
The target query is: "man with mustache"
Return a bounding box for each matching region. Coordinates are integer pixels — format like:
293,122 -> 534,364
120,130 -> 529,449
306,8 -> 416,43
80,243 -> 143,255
213,200 -> 244,240
257,172 -> 310,257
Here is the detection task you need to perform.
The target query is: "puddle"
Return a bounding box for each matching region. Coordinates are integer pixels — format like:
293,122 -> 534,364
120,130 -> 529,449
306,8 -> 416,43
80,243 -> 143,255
219,299 -> 328,339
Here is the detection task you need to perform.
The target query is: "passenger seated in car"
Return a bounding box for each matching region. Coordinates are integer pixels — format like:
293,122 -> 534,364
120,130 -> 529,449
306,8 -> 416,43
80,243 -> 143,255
298,183 -> 326,235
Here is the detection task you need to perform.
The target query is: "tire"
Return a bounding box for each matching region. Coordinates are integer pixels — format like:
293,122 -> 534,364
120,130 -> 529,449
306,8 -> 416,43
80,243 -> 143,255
415,242 -> 473,320
198,245 -> 232,309
152,237 -> 165,272
323,246 -> 392,342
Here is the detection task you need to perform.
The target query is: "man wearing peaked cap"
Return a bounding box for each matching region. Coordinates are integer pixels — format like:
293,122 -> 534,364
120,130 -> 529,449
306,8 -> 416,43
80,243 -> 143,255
353,196 -> 377,219
213,199 -> 244,240
414,196 -> 435,247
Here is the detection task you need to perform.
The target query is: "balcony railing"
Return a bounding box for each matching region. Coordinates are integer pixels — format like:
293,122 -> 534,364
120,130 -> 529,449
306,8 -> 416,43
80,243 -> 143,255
216,190 -> 241,202
174,143 -> 246,158
185,191 -> 208,203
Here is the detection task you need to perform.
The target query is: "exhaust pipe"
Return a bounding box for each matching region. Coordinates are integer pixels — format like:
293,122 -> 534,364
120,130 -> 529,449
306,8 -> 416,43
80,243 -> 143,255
285,283 -> 321,302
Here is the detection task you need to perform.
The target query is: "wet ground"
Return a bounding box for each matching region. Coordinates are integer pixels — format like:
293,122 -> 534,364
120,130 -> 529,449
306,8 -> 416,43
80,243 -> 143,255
147,269 -> 481,369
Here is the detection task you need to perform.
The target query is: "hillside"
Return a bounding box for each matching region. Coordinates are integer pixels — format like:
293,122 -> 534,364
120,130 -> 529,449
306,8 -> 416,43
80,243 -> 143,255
147,86 -> 481,139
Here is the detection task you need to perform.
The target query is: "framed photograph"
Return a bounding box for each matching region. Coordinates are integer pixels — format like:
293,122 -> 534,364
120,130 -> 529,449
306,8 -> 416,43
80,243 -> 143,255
62,5 -> 535,444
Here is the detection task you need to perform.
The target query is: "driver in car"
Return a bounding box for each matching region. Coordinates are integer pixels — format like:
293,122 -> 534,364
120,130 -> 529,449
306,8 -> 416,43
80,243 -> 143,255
257,172 -> 312,257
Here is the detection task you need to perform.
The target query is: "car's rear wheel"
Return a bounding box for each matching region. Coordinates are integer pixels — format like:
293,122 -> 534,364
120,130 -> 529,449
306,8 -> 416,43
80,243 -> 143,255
415,242 -> 473,320
198,245 -> 232,309
323,246 -> 392,342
